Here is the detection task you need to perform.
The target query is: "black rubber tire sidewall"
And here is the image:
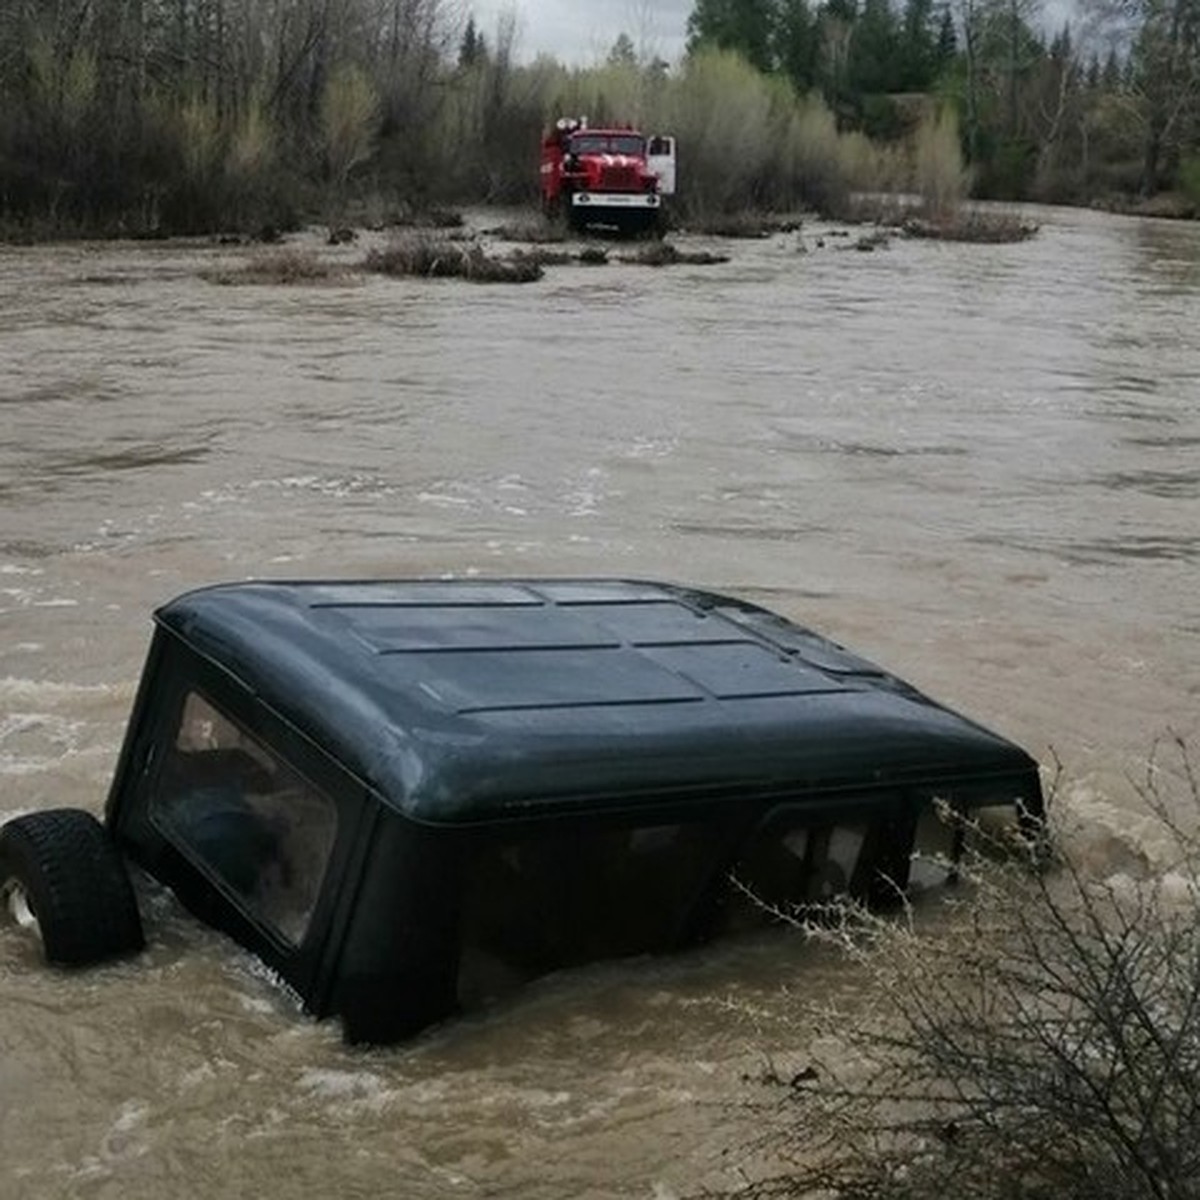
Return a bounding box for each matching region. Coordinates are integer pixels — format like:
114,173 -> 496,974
0,808 -> 144,966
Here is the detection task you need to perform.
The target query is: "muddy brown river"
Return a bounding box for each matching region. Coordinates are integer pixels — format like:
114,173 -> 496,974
1,207 -> 1198,1197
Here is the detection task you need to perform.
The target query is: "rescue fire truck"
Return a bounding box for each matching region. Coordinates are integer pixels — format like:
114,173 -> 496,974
539,117 -> 676,235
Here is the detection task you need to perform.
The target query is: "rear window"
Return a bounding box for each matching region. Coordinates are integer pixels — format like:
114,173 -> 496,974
717,807 -> 895,932
149,692 -> 338,945
457,820 -> 728,1005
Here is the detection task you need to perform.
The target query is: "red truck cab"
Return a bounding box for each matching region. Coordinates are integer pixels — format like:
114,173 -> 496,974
540,118 -> 676,235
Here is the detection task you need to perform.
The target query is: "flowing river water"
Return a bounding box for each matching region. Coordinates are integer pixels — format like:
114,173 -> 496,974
1,207 -> 1198,1197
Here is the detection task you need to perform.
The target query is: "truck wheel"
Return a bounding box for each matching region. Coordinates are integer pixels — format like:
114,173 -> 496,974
0,808 -> 144,966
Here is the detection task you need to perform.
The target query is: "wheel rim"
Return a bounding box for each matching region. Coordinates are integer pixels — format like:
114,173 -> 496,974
3,881 -> 38,932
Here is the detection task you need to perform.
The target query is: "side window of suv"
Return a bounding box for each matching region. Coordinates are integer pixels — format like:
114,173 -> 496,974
149,692 -> 338,945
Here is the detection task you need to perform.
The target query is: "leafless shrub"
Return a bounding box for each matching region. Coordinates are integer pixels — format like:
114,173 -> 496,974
363,236 -> 543,283
681,213 -> 803,239
618,242 -> 730,267
829,195 -> 1036,243
731,737 -> 1200,1200
486,220 -> 569,245
203,248 -> 350,286
851,230 -> 892,252
508,247 -> 572,268
902,213 -> 1040,243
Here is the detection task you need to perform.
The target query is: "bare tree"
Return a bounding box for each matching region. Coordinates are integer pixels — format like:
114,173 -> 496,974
320,61 -> 377,223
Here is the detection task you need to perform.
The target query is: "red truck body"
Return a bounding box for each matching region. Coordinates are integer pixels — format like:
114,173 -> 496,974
539,118 -> 676,235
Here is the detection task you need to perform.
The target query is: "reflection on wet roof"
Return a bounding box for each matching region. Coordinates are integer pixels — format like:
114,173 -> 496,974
156,579 -> 1037,824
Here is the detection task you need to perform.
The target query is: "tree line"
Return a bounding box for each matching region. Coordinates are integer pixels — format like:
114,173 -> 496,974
686,0 -> 1200,204
0,0 -> 1195,237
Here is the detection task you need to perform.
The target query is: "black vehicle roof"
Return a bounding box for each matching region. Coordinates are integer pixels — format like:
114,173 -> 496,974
156,579 -> 1038,826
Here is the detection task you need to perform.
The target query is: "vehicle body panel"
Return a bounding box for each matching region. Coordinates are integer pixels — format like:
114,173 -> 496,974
104,578 -> 1043,1043
539,120 -> 675,233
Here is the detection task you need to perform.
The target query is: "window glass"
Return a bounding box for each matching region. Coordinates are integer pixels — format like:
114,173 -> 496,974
150,692 -> 338,945
457,821 -> 726,1006
570,133 -> 645,156
718,816 -> 876,933
909,805 -> 959,891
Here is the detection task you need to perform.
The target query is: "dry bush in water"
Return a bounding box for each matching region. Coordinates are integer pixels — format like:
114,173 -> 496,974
618,242 -> 730,267
901,212 -> 1039,244
825,194 -> 1038,244
508,247 -> 573,268
681,213 -> 804,238
735,737 -> 1200,1200
204,248 -> 348,286
486,220 -> 569,245
363,237 -> 543,283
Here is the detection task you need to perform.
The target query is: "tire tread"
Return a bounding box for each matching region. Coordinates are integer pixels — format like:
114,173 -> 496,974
0,808 -> 144,966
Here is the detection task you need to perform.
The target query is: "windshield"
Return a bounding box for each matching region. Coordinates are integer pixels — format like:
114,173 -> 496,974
569,133 -> 645,157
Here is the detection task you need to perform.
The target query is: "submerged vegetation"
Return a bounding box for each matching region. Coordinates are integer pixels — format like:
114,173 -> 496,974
1,0 -> 1195,240
487,221 -> 570,245
734,738 -> 1200,1199
203,248 -> 353,286
202,232 -> 738,286
364,237 -> 543,283
902,211 -> 1040,241
618,242 -> 732,265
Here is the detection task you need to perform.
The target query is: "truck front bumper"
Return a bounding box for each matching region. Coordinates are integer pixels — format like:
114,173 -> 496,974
571,192 -> 660,210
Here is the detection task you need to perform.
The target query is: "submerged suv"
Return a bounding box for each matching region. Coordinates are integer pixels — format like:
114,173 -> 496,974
0,579 -> 1043,1043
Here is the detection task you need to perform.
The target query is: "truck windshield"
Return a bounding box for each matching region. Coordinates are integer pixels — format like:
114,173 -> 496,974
570,133 -> 644,156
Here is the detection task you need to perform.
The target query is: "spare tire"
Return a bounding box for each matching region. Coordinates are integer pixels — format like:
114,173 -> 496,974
0,808 -> 144,966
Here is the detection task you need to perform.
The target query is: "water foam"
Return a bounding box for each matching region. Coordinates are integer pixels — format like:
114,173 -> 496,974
1052,778 -> 1176,877
0,677 -> 130,703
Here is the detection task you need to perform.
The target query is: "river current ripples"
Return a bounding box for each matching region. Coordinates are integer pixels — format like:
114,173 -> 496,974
0,206 -> 1197,1197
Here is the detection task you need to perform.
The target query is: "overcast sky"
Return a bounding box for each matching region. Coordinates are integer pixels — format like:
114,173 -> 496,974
465,1 -> 694,66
